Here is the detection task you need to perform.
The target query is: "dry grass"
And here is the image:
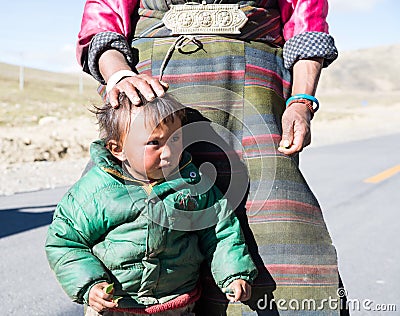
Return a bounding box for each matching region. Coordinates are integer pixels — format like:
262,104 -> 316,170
0,63 -> 101,126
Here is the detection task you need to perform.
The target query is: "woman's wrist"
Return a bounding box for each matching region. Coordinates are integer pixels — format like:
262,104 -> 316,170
99,49 -> 134,83
286,93 -> 319,119
88,32 -> 134,84
286,94 -> 319,112
106,70 -> 138,93
291,58 -> 323,96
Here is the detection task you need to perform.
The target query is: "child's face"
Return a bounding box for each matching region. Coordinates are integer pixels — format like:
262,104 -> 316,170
118,112 -> 183,181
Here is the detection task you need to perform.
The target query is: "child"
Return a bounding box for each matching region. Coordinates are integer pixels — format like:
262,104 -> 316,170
45,93 -> 257,315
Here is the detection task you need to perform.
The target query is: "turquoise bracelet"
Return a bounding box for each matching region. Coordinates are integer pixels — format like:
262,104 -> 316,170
286,94 -> 319,112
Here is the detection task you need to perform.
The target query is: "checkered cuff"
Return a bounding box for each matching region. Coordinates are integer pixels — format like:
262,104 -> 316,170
88,32 -> 135,84
283,31 -> 338,69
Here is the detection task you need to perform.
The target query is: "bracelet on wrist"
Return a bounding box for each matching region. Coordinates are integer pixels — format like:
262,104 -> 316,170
286,99 -> 315,119
106,70 -> 137,93
286,94 -> 319,113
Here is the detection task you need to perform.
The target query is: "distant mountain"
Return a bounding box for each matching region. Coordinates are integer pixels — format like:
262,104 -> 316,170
318,44 -> 400,94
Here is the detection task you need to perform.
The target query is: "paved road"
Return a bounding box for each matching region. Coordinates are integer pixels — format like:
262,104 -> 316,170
0,187 -> 82,315
300,133 -> 400,315
1,133 -> 399,315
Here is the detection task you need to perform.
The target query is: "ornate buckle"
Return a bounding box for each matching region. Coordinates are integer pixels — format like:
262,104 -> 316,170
163,1 -> 248,35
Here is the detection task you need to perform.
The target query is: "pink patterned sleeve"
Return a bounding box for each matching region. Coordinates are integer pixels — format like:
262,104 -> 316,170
77,0 -> 138,66
278,0 -> 329,41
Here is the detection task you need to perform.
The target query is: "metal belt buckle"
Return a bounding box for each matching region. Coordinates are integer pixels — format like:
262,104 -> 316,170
163,1 -> 248,35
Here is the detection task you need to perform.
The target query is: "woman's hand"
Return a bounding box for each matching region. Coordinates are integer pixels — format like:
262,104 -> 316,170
224,279 -> 252,302
88,282 -> 117,313
278,58 -> 323,155
278,102 -> 312,155
108,74 -> 169,107
99,49 -> 169,108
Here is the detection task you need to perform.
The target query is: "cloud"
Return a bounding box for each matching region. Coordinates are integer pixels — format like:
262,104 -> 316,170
330,0 -> 385,12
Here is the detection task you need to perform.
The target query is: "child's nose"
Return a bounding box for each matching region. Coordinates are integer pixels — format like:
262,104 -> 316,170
160,145 -> 172,162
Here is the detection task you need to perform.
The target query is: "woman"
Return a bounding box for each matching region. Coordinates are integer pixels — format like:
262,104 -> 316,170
77,0 -> 346,315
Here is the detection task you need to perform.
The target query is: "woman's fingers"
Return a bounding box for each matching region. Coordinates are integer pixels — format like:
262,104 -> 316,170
108,74 -> 169,108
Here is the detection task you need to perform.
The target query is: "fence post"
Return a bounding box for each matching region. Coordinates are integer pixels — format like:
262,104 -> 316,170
19,65 -> 24,91
79,72 -> 84,94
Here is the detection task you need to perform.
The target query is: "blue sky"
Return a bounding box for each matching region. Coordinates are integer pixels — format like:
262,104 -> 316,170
0,0 -> 399,73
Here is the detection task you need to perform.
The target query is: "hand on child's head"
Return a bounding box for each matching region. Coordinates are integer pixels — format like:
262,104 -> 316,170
225,279 -> 251,302
108,75 -> 169,108
88,282 -> 117,312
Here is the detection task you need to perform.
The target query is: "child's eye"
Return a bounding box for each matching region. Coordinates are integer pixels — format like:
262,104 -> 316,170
171,135 -> 181,142
147,140 -> 159,146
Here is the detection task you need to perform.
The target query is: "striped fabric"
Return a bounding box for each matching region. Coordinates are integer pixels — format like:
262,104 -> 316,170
119,1 -> 342,315
129,34 -> 341,315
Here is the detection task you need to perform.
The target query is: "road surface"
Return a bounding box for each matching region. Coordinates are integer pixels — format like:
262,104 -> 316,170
1,133 -> 399,315
301,132 -> 400,315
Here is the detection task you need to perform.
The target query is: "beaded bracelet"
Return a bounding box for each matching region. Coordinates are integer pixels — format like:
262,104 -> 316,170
286,94 -> 319,113
286,98 -> 315,119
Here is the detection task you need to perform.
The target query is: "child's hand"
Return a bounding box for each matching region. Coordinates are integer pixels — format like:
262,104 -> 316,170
88,282 -> 118,312
223,279 -> 251,302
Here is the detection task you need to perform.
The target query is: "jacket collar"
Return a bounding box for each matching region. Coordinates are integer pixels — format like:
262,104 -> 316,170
90,140 -> 198,190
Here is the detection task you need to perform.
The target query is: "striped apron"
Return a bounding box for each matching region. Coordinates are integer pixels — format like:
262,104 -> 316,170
117,1 -> 345,315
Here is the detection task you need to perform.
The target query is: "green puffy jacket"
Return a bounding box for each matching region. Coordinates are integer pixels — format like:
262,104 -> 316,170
45,140 -> 257,308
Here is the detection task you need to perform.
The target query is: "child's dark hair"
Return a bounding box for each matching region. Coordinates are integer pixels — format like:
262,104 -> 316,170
92,93 -> 186,146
